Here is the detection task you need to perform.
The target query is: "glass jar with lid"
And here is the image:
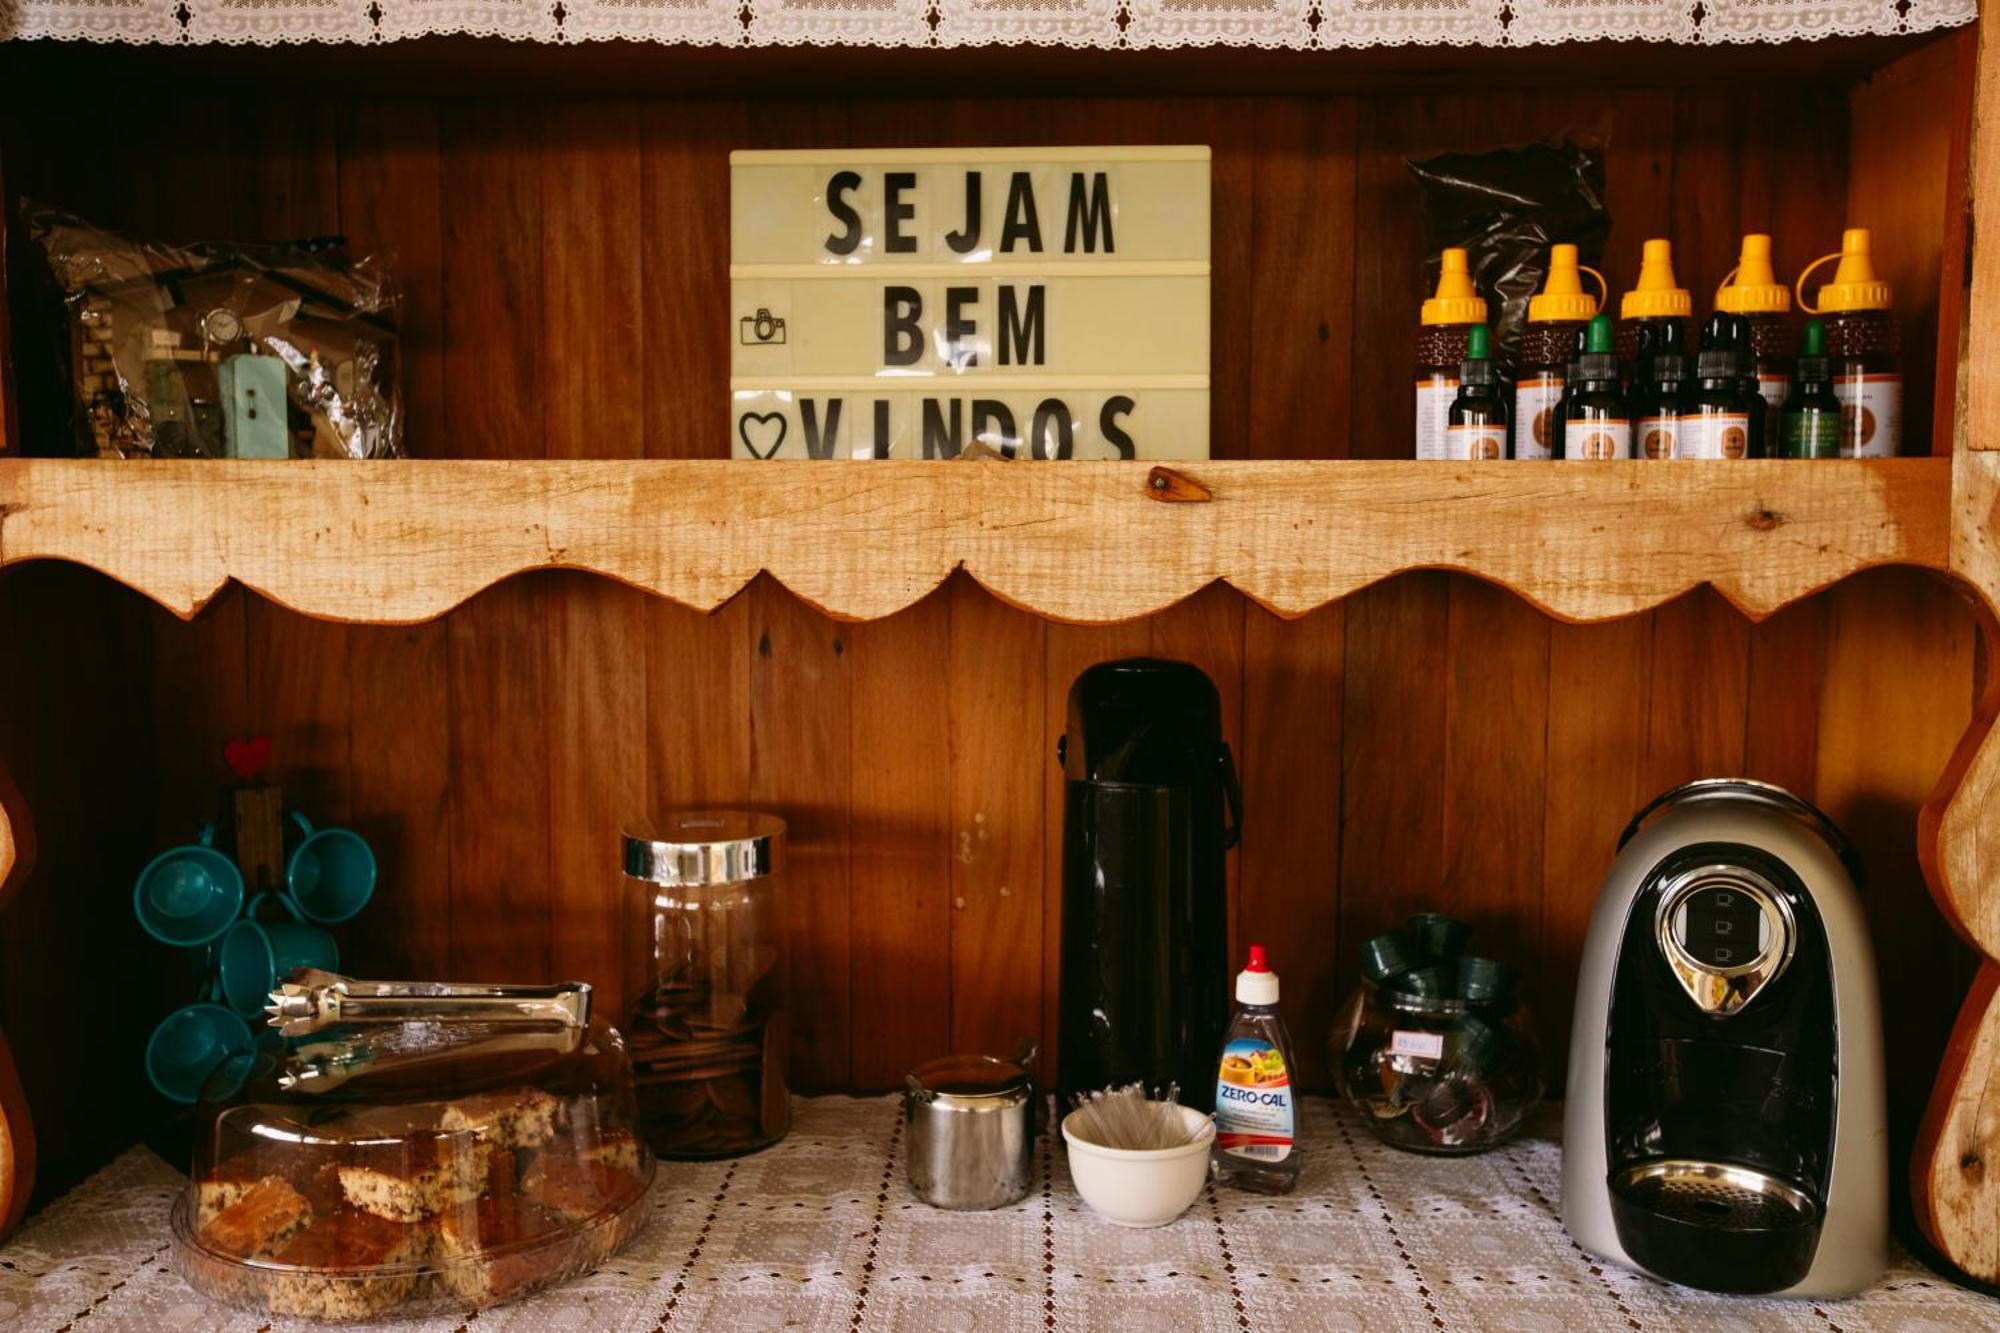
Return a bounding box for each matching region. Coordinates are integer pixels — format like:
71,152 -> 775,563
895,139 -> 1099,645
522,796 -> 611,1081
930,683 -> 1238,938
623,811 -> 789,1159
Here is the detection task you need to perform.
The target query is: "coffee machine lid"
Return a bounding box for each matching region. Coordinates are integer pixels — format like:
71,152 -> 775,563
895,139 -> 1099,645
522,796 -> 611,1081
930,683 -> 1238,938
1616,779 -> 1861,885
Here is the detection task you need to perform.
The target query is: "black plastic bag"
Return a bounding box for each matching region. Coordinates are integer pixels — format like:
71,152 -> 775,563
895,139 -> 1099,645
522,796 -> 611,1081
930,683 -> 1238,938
1410,135 -> 1610,374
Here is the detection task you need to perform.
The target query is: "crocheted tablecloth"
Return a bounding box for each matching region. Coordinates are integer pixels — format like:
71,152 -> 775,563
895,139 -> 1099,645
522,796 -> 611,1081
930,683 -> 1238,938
0,1095 -> 1991,1331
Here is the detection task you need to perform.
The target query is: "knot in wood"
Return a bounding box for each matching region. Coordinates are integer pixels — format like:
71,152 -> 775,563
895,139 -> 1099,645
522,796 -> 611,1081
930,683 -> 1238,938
1145,466 -> 1212,504
1747,506 -> 1785,532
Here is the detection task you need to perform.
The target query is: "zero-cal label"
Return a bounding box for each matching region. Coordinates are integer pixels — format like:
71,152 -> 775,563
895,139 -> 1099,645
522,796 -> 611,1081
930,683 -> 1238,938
1215,1037 -> 1294,1162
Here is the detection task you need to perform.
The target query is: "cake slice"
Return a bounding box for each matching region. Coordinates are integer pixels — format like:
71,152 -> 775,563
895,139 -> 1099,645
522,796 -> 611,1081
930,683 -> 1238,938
439,1088 -> 563,1149
520,1133 -> 647,1224
263,1207 -> 432,1319
198,1177 -> 311,1260
434,1195 -> 569,1306
336,1134 -> 489,1222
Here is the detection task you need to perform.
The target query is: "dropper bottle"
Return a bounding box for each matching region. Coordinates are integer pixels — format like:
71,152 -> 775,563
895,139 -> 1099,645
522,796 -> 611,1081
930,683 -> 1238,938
1415,248 -> 1488,460
1560,314 -> 1631,460
1447,324 -> 1510,460
1619,239 -> 1692,387
1781,320 -> 1842,458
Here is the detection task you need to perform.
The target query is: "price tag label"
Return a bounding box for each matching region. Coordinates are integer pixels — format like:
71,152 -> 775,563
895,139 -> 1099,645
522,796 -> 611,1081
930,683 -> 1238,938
1390,1030 -> 1445,1061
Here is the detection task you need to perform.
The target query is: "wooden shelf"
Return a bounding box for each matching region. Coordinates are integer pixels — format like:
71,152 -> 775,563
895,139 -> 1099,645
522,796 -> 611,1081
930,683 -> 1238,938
0,457 -> 1951,626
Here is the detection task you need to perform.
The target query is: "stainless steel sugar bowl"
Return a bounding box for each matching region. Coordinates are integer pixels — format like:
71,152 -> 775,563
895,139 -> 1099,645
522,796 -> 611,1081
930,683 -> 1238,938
904,1048 -> 1038,1210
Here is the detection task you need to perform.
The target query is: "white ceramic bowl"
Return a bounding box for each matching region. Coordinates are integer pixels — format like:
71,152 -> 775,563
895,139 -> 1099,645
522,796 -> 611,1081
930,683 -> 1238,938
1061,1104 -> 1215,1228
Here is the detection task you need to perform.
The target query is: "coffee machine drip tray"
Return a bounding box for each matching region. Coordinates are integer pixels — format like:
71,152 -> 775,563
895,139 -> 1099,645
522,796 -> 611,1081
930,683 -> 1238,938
1610,1159 -> 1824,1294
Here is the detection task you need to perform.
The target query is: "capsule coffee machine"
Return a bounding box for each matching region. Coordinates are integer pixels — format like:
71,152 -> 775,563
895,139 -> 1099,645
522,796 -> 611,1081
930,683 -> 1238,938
1563,779 -> 1886,1298
1057,659 -> 1239,1112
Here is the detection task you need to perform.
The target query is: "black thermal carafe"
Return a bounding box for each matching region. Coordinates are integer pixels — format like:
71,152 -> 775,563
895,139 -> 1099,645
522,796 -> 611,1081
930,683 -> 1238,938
1058,659 -> 1239,1112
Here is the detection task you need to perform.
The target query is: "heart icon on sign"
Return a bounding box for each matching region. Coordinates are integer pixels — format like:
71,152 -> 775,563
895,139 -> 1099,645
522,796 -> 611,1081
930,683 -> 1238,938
738,412 -> 788,460
224,736 -> 273,781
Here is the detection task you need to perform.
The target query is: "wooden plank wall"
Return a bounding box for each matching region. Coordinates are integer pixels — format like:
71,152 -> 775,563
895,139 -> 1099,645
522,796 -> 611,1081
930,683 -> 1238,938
0,37 -> 1978,1201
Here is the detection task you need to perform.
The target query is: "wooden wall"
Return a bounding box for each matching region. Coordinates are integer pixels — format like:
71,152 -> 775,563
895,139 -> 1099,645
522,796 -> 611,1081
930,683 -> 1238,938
0,33 -> 1978,1206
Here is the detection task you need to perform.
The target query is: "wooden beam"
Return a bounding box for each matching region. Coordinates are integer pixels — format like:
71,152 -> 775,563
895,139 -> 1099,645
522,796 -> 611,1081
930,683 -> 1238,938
0,458 -> 1951,627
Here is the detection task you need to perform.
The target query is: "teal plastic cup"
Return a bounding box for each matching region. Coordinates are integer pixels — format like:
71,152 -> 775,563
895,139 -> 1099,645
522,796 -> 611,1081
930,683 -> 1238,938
133,826 -> 245,948
218,897 -> 339,1017
282,811 -> 376,924
146,1003 -> 255,1104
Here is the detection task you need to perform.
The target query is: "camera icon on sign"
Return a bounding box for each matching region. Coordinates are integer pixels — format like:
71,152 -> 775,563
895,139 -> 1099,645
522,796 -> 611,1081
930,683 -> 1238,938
740,308 -> 786,345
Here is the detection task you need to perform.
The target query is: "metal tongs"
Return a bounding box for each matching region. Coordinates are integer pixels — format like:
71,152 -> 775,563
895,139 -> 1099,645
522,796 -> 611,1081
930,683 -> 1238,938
265,969 -> 592,1038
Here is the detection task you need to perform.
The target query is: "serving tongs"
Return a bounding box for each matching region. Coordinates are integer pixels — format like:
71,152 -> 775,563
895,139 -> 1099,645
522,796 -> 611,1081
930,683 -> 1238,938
265,969 -> 592,1038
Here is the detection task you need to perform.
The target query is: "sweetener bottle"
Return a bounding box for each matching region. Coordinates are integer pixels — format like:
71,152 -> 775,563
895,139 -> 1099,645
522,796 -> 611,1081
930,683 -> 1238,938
1514,244 -> 1602,460
1212,946 -> 1302,1195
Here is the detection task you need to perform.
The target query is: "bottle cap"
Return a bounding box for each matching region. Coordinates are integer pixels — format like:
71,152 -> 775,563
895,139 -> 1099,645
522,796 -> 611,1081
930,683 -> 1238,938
1528,243 -> 1605,323
1584,313 -> 1615,355
1799,227 -> 1892,314
1421,248 -> 1488,326
1621,238 -> 1694,319
1800,318 -> 1827,357
1236,945 -> 1280,1006
1715,234 -> 1792,314
1460,324 -> 1493,384
1701,310 -> 1749,353
1697,348 -> 1739,381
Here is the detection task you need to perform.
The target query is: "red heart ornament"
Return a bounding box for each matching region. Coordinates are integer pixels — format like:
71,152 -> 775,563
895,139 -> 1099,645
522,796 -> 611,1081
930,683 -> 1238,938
224,736 -> 273,781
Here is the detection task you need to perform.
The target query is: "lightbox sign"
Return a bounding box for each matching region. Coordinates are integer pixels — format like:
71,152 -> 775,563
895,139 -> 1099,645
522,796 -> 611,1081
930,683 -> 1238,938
729,146 -> 1210,460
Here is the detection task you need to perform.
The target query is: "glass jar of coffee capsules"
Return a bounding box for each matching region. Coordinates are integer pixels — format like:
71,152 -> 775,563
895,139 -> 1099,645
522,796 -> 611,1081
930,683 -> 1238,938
623,812 -> 789,1159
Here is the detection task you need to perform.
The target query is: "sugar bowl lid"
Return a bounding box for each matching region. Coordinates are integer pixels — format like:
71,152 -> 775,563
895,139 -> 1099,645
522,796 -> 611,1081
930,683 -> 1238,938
623,811 -> 785,886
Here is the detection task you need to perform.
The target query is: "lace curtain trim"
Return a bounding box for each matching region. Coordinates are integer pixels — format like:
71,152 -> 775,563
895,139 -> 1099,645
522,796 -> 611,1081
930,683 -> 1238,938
0,0 -> 1974,49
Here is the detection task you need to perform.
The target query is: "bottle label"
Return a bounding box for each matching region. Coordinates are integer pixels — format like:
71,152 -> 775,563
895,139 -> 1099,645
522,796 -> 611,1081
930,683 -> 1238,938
1446,422 -> 1507,461
1784,409 -> 1842,459
1215,1037 -> 1294,1162
1758,374 -> 1789,456
1834,374 -> 1902,457
1512,376 -> 1563,460
1680,410 -> 1754,459
1637,415 -> 1680,460
1416,377 -> 1458,461
1563,418 -> 1631,460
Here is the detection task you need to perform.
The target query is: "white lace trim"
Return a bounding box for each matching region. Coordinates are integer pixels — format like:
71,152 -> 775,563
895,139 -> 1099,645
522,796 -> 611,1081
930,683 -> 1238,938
0,0 -> 1973,48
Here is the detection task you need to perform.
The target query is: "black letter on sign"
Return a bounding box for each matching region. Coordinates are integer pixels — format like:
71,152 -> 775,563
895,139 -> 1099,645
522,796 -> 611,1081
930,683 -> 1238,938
946,172 -> 982,254
1065,171 -> 1114,254
1030,398 -> 1074,460
884,287 -> 924,367
972,399 -> 1019,458
871,399 -> 893,458
1099,396 -> 1136,460
999,285 -> 1045,366
885,171 -> 917,253
945,287 -> 979,369
1001,171 -> 1042,253
801,398 -> 843,459
922,399 -> 964,459
825,170 -> 863,255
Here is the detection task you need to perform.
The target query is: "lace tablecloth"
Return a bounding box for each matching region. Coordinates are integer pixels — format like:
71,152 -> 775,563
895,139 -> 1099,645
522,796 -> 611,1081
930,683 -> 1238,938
0,1096 -> 1992,1331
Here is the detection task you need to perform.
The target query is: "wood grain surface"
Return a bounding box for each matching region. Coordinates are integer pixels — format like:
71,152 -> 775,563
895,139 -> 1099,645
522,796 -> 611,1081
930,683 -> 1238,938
0,457 -> 1953,625
0,48 -> 1984,1247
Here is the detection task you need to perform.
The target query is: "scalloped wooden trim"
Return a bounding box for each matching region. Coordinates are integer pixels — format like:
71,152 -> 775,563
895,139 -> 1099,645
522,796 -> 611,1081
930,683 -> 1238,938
0,458 -> 1951,627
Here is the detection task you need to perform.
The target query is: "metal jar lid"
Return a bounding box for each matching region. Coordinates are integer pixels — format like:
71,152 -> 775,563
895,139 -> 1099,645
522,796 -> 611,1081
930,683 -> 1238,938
623,811 -> 785,887
906,1053 -> 1032,1110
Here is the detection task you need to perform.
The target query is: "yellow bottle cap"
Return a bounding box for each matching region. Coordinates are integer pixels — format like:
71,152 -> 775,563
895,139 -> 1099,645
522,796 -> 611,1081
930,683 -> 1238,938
1798,227 -> 1892,314
1715,234 -> 1791,314
1621,238 -> 1693,319
1527,243 -> 1606,322
1421,248 -> 1488,326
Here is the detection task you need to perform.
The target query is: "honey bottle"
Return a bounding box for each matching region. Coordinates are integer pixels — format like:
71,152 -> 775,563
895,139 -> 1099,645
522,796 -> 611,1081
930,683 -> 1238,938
1715,234 -> 1795,456
1514,244 -> 1603,460
1415,248 -> 1488,460
1618,238 -> 1692,387
1798,227 -> 1901,457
